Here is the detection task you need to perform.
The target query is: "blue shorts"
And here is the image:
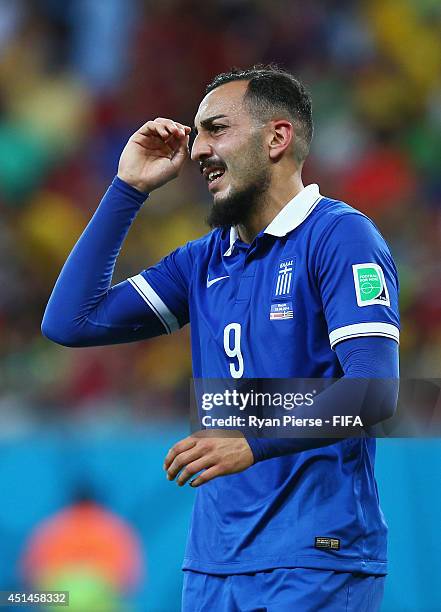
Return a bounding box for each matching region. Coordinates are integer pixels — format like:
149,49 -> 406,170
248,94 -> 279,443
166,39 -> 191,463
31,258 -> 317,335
182,568 -> 385,612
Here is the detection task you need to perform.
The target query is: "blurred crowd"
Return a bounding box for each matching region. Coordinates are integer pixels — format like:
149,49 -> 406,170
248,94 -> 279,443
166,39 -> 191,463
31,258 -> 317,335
0,0 -> 440,425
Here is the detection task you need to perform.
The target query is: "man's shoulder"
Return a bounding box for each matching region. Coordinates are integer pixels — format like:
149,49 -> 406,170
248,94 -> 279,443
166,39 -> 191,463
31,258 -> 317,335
311,195 -> 382,241
306,194 -> 394,268
316,195 -> 371,224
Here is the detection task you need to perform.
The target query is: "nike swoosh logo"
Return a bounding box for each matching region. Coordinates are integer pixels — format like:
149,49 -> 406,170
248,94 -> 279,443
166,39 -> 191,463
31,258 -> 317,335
207,275 -> 229,288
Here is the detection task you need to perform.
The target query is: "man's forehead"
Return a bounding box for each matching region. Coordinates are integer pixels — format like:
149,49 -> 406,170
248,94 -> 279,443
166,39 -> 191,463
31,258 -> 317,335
194,80 -> 249,126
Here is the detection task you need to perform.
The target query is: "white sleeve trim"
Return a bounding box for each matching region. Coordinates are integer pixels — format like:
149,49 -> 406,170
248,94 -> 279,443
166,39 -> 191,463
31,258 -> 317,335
329,322 -> 400,349
128,274 -> 180,334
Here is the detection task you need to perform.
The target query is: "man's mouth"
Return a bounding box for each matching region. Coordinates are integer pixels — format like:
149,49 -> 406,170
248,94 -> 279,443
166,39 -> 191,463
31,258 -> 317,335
201,165 -> 226,191
208,169 -> 225,190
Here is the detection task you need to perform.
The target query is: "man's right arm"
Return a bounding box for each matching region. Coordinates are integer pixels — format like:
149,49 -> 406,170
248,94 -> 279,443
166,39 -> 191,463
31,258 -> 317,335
42,118 -> 191,347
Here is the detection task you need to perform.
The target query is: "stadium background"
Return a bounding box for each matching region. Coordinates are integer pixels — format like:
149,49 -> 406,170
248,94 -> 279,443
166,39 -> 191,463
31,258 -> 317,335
0,0 -> 440,610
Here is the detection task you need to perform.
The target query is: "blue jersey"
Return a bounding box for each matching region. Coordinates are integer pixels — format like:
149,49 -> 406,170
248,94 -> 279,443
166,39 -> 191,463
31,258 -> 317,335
126,184 -> 400,575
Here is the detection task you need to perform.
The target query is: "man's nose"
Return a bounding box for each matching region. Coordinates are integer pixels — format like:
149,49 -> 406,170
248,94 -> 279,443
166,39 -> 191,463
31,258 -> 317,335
190,134 -> 213,162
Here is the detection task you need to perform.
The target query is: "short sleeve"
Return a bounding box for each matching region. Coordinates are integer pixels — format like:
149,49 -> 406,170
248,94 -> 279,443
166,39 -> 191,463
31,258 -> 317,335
315,213 -> 400,349
127,243 -> 193,334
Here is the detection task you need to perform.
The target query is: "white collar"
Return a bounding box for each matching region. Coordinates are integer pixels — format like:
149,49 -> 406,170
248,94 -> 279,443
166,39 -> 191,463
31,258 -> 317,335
224,184 -> 321,256
224,227 -> 239,256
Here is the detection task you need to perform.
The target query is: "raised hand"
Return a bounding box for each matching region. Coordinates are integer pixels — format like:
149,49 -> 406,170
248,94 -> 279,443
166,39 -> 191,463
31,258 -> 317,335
117,118 -> 191,194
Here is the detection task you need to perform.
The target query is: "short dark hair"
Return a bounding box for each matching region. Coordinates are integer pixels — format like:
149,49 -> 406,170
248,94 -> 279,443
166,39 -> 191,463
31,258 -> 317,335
205,64 -> 313,163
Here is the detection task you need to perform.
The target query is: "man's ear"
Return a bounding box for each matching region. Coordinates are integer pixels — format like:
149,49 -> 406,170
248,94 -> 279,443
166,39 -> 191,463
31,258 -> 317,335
268,120 -> 294,161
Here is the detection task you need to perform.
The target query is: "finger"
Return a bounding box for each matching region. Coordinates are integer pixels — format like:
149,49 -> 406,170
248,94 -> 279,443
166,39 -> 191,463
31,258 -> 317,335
154,118 -> 188,141
157,118 -> 191,137
174,122 -> 192,134
171,133 -> 190,164
164,436 -> 197,471
167,444 -> 205,481
137,119 -> 189,141
135,120 -> 173,142
189,465 -> 222,488
176,456 -> 215,487
131,131 -> 172,153
136,120 -> 163,137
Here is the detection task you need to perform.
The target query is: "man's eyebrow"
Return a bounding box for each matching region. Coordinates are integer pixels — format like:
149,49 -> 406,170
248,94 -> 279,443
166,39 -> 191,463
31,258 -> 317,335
193,114 -> 228,133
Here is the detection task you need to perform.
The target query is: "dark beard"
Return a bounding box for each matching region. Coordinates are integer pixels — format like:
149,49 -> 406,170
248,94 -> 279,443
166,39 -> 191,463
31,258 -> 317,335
207,171 -> 270,229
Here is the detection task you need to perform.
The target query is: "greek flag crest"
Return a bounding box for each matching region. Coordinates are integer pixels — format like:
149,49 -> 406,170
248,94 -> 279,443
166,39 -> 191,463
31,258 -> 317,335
274,258 -> 294,298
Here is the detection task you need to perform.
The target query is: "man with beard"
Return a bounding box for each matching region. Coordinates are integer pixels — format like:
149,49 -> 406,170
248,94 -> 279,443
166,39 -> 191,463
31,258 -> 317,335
43,66 -> 399,610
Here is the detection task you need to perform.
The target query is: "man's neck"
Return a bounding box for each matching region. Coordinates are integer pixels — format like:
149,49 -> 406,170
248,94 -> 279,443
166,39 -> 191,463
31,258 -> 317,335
237,172 -> 305,244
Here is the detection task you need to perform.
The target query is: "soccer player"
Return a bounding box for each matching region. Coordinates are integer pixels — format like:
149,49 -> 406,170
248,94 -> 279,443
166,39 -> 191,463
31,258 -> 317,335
43,66 -> 399,611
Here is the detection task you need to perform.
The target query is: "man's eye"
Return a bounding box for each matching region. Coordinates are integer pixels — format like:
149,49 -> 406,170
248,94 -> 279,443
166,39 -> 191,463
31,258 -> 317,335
211,125 -> 226,133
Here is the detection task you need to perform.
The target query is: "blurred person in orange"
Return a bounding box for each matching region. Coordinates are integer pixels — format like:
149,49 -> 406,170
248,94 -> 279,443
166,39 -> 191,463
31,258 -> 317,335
21,489 -> 143,611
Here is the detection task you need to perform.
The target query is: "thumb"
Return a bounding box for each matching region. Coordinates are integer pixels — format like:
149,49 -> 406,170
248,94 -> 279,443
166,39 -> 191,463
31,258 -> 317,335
172,133 -> 190,168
